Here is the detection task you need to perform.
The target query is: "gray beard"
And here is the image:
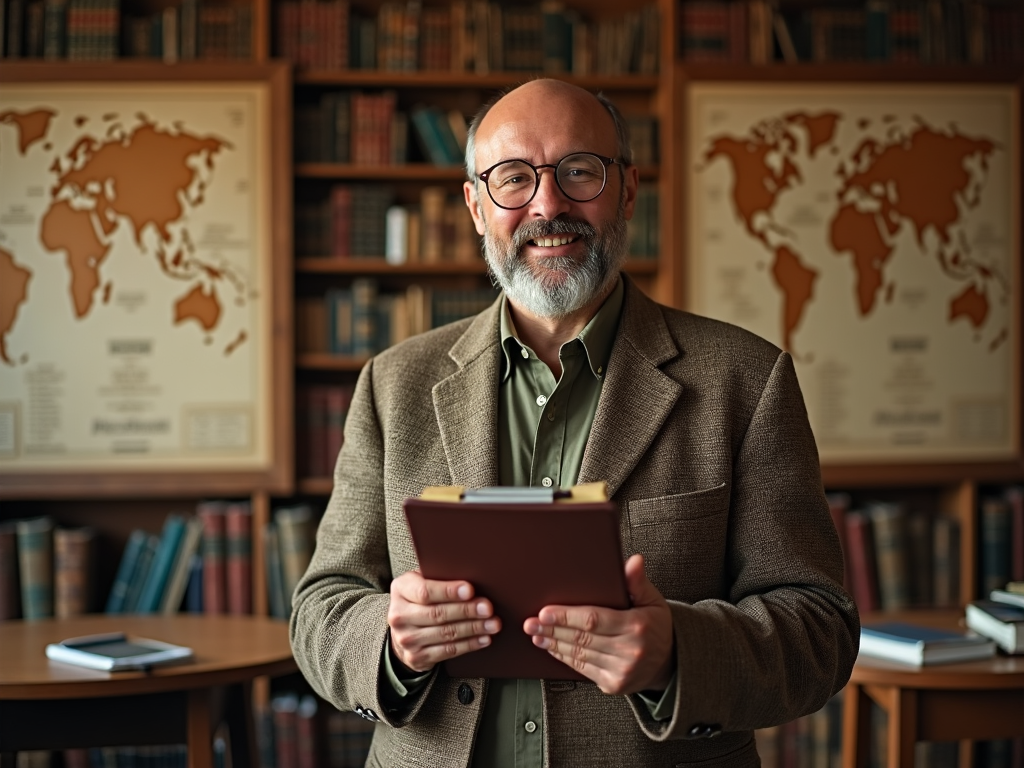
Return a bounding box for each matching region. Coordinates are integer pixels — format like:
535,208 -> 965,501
481,203 -> 630,319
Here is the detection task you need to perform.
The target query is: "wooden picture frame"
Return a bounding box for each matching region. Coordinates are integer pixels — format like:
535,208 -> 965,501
0,62 -> 293,498
677,65 -> 1023,479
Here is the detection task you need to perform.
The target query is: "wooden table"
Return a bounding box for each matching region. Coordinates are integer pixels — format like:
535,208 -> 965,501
0,615 -> 298,768
842,610 -> 1024,768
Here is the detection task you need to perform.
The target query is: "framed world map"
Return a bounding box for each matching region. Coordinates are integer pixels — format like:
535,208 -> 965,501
0,63 -> 293,497
684,74 -> 1020,465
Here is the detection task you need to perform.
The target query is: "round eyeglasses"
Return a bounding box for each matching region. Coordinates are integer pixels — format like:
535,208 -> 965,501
477,152 -> 622,210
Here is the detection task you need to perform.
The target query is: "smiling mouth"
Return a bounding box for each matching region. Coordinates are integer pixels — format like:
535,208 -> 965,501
529,235 -> 580,247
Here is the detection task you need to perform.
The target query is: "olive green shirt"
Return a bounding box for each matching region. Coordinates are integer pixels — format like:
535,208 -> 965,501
383,278 -> 675,767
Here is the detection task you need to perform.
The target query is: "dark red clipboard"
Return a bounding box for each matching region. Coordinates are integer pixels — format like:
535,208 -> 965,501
402,496 -> 629,680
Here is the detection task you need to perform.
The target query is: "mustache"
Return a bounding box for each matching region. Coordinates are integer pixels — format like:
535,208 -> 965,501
510,217 -> 598,252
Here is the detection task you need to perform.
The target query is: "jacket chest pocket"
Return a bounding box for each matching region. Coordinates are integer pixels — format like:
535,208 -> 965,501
624,482 -> 730,600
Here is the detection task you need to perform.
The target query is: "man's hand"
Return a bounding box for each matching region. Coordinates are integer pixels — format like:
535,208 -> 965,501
523,554 -> 674,695
388,570 -> 502,673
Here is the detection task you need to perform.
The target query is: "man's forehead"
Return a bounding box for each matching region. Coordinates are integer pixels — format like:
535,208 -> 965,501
475,81 -> 617,161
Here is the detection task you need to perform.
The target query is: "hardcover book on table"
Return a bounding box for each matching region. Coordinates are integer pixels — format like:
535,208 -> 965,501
859,621 -> 996,666
965,600 -> 1024,654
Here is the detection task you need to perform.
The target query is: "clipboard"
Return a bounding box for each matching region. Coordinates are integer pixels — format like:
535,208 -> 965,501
402,482 -> 629,680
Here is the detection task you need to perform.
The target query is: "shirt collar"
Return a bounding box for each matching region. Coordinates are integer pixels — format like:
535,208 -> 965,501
499,276 -> 624,382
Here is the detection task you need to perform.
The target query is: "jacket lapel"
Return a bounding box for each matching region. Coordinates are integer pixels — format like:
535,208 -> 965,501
432,299 -> 503,489
578,278 -> 683,499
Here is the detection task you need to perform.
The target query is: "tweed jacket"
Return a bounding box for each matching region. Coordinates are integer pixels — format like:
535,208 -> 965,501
290,276 -> 860,768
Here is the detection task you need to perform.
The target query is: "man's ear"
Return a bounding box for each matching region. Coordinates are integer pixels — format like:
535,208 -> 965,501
464,181 -> 487,236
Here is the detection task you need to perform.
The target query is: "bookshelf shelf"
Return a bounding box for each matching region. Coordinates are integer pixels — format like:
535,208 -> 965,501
294,71 -> 662,90
296,354 -> 369,371
294,258 -> 659,276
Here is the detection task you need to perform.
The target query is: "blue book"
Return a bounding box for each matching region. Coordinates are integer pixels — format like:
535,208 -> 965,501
105,529 -> 147,614
122,535 -> 159,614
860,621 -> 995,665
184,552 -> 204,613
134,515 -> 187,614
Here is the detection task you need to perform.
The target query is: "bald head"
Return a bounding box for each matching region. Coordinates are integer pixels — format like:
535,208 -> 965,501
464,79 -> 633,180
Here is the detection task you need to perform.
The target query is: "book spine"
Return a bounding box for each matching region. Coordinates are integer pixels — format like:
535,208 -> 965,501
184,551 -> 204,613
54,526 -> 94,617
351,277 -> 378,356
0,522 -> 21,620
199,501 -> 227,615
869,502 -> 910,610
225,502 -> 252,615
1006,486 -> 1024,584
105,529 -> 145,614
275,506 -> 315,603
135,514 -> 186,614
122,534 -> 159,613
981,496 -> 1012,596
296,694 -> 320,768
16,517 -> 54,619
160,515 -> 204,614
262,521 -> 287,620
272,692 -> 301,768
931,516 -> 960,608
844,510 -> 879,613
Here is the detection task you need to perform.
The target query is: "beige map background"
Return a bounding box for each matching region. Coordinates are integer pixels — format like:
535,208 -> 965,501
688,84 -> 1019,463
0,83 -> 272,472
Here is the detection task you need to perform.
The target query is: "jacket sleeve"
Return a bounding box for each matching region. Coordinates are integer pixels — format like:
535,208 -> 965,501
288,358 -> 439,727
627,350 -> 860,741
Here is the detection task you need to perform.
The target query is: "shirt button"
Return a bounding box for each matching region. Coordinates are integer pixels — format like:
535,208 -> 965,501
520,348 -> 529,359
524,721 -> 537,733
536,395 -> 547,406
541,477 -> 553,488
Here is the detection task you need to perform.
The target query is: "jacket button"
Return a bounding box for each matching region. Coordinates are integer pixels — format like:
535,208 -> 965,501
457,683 -> 474,705
688,723 -> 710,738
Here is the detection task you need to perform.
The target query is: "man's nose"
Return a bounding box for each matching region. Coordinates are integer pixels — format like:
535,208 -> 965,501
527,168 -> 572,219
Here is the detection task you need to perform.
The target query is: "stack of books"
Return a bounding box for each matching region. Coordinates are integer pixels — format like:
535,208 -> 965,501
859,620 -> 996,666
965,587 -> 1024,655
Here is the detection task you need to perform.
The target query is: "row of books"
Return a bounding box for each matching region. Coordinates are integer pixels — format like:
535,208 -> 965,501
296,280 -> 498,359
681,0 -> 1023,65
16,744 -> 191,768
1,0 -> 251,60
829,484 -> 1023,614
754,693 -> 843,768
255,690 -> 373,768
105,501 -> 254,617
295,184 -> 480,262
295,89 -> 659,171
275,0 -> 660,75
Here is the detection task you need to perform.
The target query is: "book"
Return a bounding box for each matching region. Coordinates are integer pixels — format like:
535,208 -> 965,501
122,534 -> 159,613
1006,485 -> 1024,583
184,552 -> 204,613
45,631 -> 193,671
981,496 -> 1012,596
859,621 -> 996,666
965,599 -> 1024,654
16,516 -> 54,619
225,502 -> 252,615
134,514 -> 187,614
296,693 -> 321,768
272,692 -> 301,768
262,521 -> 288,620
325,710 -> 374,768
931,516 -> 960,608
867,501 -> 910,610
990,588 -> 1024,609
160,515 -> 204,614
53,526 -> 95,617
843,509 -> 879,612
275,505 -> 316,607
0,521 -> 21,620
198,500 -> 227,615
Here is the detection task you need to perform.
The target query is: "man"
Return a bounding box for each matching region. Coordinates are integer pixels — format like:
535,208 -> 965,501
290,79 -> 859,768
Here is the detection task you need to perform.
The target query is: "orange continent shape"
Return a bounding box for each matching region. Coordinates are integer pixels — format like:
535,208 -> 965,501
0,247 -> 33,365
0,109 -> 57,154
771,245 -> 818,354
949,284 -> 989,329
40,200 -> 111,318
57,121 -> 227,246
174,284 -> 222,332
785,111 -> 841,158
830,203 -> 893,317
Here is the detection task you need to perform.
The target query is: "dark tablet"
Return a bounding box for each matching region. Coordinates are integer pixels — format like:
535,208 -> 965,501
402,496 -> 629,680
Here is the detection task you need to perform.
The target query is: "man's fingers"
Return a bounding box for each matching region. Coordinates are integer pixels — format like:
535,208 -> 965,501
534,605 -> 620,635
392,572 -> 475,605
391,596 -> 493,629
524,620 -> 619,655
